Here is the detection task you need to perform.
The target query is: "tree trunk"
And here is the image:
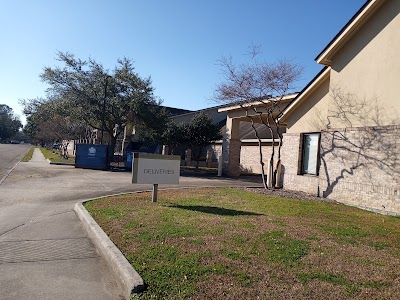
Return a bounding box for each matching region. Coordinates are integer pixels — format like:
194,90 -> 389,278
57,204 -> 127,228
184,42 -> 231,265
255,109 -> 274,190
108,135 -> 117,165
245,108 -> 267,189
267,157 -> 273,189
258,138 -> 267,189
274,127 -> 284,188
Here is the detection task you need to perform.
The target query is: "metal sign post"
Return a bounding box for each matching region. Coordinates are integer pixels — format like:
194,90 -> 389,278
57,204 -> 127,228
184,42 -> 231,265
152,184 -> 158,202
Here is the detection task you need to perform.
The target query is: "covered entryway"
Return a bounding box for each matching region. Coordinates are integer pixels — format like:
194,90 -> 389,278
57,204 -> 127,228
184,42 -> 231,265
217,94 -> 298,177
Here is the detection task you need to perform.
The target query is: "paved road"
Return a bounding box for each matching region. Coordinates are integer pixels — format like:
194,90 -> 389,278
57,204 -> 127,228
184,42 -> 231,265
0,144 -> 31,183
0,146 -> 262,299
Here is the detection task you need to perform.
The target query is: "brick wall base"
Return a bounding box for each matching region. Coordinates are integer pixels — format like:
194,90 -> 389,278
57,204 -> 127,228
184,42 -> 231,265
281,133 -> 320,195
281,125 -> 400,215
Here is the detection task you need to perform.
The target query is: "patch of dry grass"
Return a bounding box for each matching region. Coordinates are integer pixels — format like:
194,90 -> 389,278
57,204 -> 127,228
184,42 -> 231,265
85,187 -> 400,299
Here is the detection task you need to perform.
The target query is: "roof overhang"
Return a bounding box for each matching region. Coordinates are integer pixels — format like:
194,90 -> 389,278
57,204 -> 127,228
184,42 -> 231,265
316,0 -> 386,66
279,67 -> 331,123
217,93 -> 298,113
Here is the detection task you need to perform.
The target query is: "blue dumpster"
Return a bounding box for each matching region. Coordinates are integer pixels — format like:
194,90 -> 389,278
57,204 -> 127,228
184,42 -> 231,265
75,144 -> 109,170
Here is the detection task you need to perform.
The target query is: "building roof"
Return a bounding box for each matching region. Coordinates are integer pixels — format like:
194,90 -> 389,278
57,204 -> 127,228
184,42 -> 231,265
316,0 -> 386,65
170,102 -> 232,119
163,106 -> 193,116
218,93 -> 299,113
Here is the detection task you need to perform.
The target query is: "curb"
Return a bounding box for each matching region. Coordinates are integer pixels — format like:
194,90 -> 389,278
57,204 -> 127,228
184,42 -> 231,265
74,200 -> 145,299
49,161 -> 75,166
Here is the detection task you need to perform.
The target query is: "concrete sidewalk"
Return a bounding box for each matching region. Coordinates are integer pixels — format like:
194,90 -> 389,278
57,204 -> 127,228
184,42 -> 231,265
0,151 -> 262,299
30,148 -> 48,162
0,151 -> 124,299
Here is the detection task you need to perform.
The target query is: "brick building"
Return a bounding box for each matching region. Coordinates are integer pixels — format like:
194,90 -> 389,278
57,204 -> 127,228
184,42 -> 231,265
219,0 -> 400,215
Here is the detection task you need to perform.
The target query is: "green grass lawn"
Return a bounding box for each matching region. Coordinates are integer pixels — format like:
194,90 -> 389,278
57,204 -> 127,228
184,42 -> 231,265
40,147 -> 75,164
85,187 -> 400,299
20,146 -> 35,162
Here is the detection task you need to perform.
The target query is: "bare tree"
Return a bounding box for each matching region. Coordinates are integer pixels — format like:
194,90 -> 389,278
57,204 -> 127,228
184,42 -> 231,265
214,47 -> 302,189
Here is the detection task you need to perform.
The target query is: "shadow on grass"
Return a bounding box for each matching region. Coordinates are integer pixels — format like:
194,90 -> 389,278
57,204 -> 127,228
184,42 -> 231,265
168,204 -> 264,216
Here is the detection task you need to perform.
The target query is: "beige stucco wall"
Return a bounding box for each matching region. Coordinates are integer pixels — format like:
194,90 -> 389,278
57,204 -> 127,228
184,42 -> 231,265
329,0 -> 400,126
286,76 -> 331,133
285,1 -> 400,132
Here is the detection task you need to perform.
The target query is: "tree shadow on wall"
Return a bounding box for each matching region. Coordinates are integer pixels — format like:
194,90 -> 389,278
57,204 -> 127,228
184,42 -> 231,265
320,127 -> 400,198
315,87 -> 400,200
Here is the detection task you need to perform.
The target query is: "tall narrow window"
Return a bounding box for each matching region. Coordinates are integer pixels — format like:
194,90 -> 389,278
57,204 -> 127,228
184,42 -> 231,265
301,133 -> 320,175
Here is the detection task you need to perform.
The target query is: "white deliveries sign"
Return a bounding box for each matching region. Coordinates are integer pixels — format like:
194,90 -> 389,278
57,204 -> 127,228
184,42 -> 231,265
132,153 -> 180,184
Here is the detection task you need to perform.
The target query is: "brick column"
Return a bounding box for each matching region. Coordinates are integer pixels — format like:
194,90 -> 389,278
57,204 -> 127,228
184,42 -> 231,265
222,117 -> 241,177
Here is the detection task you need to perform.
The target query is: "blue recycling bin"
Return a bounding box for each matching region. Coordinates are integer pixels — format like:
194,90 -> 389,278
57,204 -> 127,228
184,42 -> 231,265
75,144 -> 109,170
124,141 -> 161,171
125,152 -> 133,171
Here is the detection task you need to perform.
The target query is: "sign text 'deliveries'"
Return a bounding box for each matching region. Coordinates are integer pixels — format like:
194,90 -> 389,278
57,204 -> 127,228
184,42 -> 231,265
132,153 -> 180,184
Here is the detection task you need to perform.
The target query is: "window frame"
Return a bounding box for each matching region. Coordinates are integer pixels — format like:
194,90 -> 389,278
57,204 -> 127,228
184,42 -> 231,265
300,132 -> 321,176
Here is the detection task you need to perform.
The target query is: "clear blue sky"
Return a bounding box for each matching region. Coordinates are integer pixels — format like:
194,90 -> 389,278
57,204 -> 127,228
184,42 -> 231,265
1,0 -> 366,124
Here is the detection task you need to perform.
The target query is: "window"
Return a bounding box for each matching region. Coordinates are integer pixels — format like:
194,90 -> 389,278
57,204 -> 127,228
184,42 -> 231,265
301,133 -> 320,175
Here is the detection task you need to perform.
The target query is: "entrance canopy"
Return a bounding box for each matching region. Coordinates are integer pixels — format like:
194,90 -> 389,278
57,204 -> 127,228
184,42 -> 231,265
217,93 -> 298,176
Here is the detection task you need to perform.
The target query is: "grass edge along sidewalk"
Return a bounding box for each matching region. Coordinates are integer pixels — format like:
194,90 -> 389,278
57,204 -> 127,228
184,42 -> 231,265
85,187 -> 400,299
20,146 -> 35,162
40,147 -> 75,164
